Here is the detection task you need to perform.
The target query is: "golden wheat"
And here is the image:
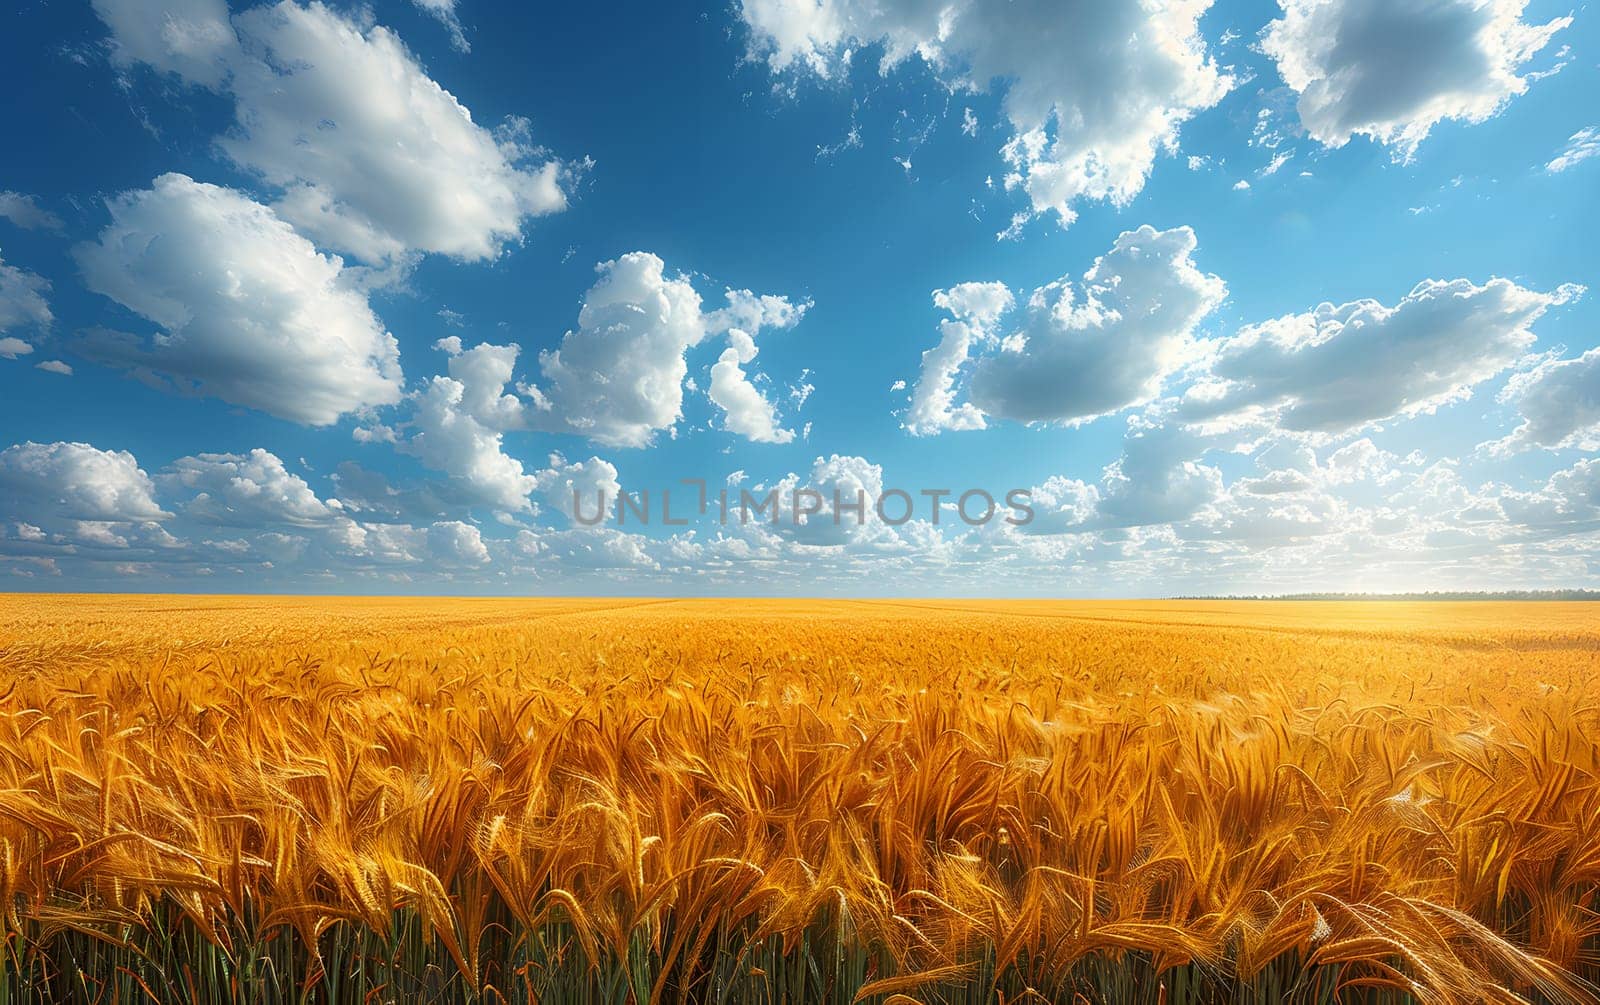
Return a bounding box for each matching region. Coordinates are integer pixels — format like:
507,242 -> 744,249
0,595 -> 1596,1003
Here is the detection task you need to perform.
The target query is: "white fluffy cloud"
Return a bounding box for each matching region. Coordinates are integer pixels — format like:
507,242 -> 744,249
773,453 -> 895,547
2,427 -> 1592,592
163,449 -> 345,526
531,252 -> 807,447
402,340 -> 539,512
1180,278 -> 1580,435
427,520 -> 490,565
1488,347 -> 1600,455
1224,439 -> 1403,520
1094,418 -> 1226,529
75,173 -> 403,425
709,329 -> 795,443
381,259 -> 807,511
904,282 -> 1013,435
318,519 -> 490,567
90,0 -> 568,262
1262,0 -> 1569,157
1322,438 -> 1400,485
752,453 -> 947,555
0,441 -> 169,524
1184,481 -> 1344,546
1023,413 -> 1406,540
0,438 -> 544,581
533,526 -> 659,571
533,453 -> 622,524
740,0 -> 1230,229
227,2 -> 564,262
705,288 -> 810,336
529,252 -> 703,447
0,253 -> 52,349
90,0 -> 234,87
906,226 -> 1225,434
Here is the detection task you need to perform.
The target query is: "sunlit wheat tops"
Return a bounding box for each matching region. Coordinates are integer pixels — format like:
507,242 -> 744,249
1,596 -> 1597,1003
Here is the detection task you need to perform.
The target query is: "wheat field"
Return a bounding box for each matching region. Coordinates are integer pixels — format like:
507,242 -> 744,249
0,595 -> 1597,1003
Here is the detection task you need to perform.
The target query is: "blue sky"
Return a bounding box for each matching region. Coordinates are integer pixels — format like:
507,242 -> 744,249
0,0 -> 1596,595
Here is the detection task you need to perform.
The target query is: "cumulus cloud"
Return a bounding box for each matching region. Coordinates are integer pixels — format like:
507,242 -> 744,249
0,192 -> 64,232
90,0 -> 568,262
313,519 -> 489,567
533,453 -> 622,523
0,439 -> 541,580
1014,475 -> 1101,535
704,288 -> 811,336
904,282 -> 1013,435
386,325 -> 712,515
1185,480 -> 1344,545
1233,438 -> 1400,496
384,339 -> 560,513
527,252 -> 703,446
90,0 -> 234,87
0,439 -> 649,583
0,443 -> 424,576
162,449 -> 345,527
1262,0 -> 1570,158
1094,418 -> 1226,529
754,453 -> 944,553
0,441 -> 169,524
1019,402 -> 1347,538
534,526 -> 660,571
0,253 -> 52,347
1179,278 -> 1580,435
385,290 -> 816,512
229,2 -> 565,262
1487,347 -> 1600,455
530,252 -> 807,447
739,0 -> 1230,229
75,173 -> 403,425
3,425 -> 1591,592
1323,438 -> 1401,485
709,329 -> 795,443
432,340 -> 529,430
1005,412 -> 1566,589
907,226 -> 1226,434
404,360 -> 540,512
427,520 -> 490,565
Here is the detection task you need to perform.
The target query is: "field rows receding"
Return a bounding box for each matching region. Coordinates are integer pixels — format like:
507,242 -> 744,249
1,597 -> 1597,1003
